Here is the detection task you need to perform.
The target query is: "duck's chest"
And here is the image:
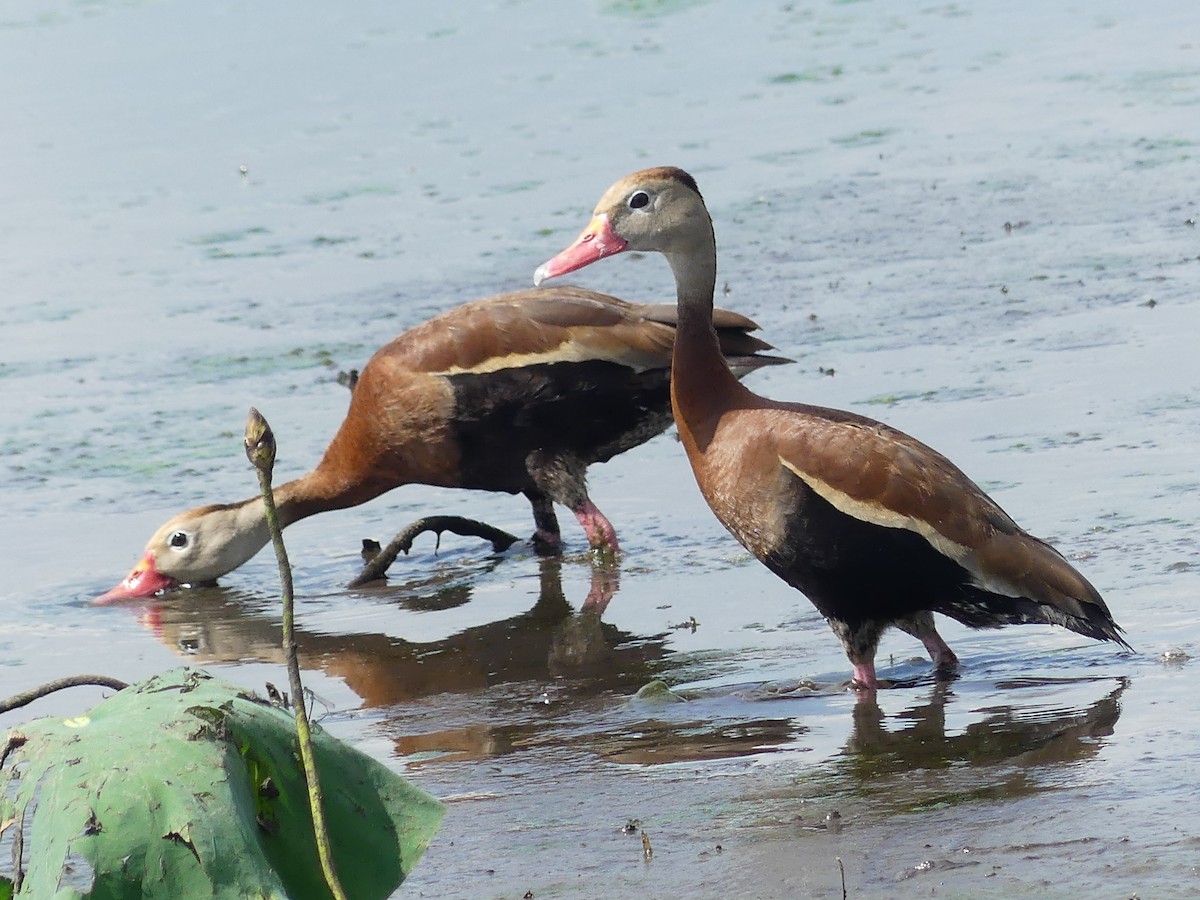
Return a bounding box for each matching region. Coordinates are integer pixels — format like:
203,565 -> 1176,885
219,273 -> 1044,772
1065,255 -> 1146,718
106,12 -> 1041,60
677,409 -> 804,562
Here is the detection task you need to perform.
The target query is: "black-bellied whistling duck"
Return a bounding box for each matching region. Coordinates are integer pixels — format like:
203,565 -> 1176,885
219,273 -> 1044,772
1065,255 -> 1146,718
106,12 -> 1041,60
534,167 -> 1130,691
96,285 -> 788,603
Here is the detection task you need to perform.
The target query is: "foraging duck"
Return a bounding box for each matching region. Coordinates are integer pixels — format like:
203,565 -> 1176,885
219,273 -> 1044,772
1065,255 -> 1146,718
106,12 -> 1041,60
534,167 -> 1129,690
96,285 -> 787,602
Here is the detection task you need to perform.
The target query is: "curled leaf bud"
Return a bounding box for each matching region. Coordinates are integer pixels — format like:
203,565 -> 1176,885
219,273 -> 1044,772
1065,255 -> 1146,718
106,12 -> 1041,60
244,407 -> 277,473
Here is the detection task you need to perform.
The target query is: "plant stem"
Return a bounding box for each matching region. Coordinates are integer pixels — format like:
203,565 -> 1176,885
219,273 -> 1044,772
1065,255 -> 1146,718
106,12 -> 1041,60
246,408 -> 347,900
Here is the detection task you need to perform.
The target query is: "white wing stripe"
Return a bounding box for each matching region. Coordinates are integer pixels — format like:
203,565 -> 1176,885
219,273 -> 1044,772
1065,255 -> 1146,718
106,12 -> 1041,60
778,456 -> 1029,599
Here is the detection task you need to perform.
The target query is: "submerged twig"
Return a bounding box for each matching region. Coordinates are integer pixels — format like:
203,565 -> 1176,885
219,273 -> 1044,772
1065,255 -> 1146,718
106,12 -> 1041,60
348,515 -> 519,587
245,408 -> 347,900
838,856 -> 847,899
0,674 -> 129,716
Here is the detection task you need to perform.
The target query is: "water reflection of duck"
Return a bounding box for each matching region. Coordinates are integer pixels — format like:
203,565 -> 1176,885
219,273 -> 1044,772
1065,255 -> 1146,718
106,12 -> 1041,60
140,556 -> 668,709
138,556 -> 811,764
536,167 -> 1130,694
844,677 -> 1126,772
828,677 -> 1128,818
97,286 -> 788,602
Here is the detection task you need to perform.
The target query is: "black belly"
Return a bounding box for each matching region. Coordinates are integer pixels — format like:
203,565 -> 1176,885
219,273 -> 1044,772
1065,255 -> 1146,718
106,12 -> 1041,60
447,360 -> 672,494
759,481 -> 989,630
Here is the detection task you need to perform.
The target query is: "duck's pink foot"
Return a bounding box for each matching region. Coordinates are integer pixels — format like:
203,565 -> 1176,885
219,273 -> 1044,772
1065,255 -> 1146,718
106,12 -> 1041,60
895,612 -> 960,677
917,626 -> 960,676
573,500 -> 620,554
850,661 -> 879,696
926,636 -> 960,676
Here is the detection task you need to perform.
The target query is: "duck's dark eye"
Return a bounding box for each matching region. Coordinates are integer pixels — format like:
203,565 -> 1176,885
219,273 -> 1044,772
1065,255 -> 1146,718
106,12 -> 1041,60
169,531 -> 189,549
628,190 -> 651,210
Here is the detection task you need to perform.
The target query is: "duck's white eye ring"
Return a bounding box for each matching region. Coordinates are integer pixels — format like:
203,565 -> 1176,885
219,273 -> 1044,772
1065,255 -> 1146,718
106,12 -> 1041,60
168,531 -> 189,550
628,190 -> 651,210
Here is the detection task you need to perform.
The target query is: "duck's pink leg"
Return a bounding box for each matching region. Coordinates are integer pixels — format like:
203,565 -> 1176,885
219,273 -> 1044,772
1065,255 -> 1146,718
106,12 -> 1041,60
850,660 -> 879,695
572,499 -> 619,553
895,612 -> 960,675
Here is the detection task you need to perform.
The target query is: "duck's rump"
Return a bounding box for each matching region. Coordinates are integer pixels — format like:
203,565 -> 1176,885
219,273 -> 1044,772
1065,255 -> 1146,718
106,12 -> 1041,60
756,480 -> 1124,645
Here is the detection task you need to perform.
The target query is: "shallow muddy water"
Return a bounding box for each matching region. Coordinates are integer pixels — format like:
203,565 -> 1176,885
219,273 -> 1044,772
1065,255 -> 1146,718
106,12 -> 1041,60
2,1 -> 1198,897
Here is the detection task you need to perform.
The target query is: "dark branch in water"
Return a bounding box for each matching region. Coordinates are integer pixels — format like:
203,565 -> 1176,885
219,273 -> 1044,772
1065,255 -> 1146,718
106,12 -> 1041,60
0,674 -> 129,715
349,515 -> 520,587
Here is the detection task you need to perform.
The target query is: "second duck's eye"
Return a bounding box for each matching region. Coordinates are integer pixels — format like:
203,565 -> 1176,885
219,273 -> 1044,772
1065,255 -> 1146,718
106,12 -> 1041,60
168,531 -> 189,550
628,190 -> 651,210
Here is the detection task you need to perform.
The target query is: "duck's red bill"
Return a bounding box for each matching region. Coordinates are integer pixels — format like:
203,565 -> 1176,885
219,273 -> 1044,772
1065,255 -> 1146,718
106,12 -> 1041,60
534,214 -> 627,285
94,553 -> 179,605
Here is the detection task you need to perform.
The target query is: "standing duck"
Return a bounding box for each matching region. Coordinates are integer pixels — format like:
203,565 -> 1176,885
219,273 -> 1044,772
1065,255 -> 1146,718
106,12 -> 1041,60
96,285 -> 787,603
534,167 -> 1129,691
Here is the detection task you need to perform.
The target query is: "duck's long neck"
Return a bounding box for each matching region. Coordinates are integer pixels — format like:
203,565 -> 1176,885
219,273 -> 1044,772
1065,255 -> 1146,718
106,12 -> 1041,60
665,220 -> 746,450
220,464 -> 393,573
274,467 -> 374,527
